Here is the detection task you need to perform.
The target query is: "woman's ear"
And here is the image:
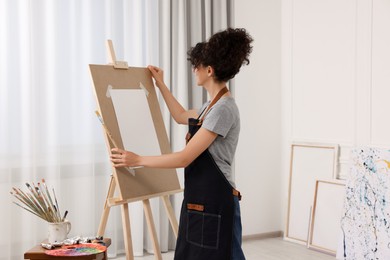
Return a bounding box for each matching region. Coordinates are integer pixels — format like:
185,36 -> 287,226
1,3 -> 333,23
207,66 -> 214,77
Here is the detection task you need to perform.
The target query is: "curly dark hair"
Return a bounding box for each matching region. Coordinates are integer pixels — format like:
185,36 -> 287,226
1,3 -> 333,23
187,28 -> 253,82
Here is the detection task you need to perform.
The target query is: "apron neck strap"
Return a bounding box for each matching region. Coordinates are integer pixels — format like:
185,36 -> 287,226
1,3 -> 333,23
199,86 -> 229,122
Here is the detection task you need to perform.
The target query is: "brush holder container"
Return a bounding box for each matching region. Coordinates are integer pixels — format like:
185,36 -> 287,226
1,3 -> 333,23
47,220 -> 71,243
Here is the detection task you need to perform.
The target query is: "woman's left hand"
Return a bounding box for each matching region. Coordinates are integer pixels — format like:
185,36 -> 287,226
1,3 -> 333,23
110,148 -> 140,168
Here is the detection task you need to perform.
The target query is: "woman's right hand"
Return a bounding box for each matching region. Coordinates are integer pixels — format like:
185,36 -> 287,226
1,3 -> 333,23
148,65 -> 164,88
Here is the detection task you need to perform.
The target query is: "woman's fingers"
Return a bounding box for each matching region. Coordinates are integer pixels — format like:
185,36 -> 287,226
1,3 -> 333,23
148,65 -> 163,77
110,150 -> 139,168
112,163 -> 126,168
110,150 -> 125,166
110,157 -> 122,162
148,65 -> 158,74
111,147 -> 124,154
111,155 -> 126,168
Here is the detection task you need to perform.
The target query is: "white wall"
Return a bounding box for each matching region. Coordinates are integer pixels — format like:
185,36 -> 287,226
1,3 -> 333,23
281,0 -> 390,237
235,0 -> 390,238
234,0 -> 282,236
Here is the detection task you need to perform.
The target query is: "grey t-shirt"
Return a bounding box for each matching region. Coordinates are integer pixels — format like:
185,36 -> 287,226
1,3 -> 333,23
199,96 -> 240,188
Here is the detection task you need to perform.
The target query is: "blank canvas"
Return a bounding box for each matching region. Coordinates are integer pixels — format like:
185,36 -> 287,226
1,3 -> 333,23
309,180 -> 345,255
110,89 -> 161,156
286,143 -> 338,243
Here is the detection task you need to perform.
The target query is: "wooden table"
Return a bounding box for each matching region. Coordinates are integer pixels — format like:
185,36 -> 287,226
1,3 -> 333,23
24,238 -> 111,260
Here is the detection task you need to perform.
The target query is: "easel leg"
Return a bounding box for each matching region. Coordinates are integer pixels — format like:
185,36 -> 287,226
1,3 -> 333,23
143,199 -> 162,260
162,195 -> 179,238
98,175 -> 116,236
121,203 -> 134,260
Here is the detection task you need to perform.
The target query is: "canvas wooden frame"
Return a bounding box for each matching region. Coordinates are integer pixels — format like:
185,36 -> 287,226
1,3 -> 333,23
308,179 -> 345,255
89,65 -> 182,201
285,142 -> 339,244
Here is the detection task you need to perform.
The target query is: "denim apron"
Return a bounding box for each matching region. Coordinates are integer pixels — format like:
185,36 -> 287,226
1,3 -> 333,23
174,87 -> 240,260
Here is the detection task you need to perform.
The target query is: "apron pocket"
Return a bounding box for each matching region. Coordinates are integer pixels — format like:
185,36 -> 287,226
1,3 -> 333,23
186,210 -> 221,249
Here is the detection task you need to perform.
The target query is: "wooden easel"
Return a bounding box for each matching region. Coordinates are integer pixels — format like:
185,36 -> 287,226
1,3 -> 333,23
97,176 -> 180,260
94,40 -> 182,260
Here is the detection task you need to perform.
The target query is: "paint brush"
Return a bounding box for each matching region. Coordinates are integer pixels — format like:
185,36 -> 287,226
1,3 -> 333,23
11,181 -> 64,223
14,188 -> 43,217
52,187 -> 62,221
62,210 -> 68,222
12,188 -> 35,210
35,183 -> 51,218
95,110 -> 120,148
31,182 -> 53,221
13,188 -> 48,221
11,190 -> 39,218
41,179 -> 61,222
95,110 -> 138,176
12,201 -> 47,221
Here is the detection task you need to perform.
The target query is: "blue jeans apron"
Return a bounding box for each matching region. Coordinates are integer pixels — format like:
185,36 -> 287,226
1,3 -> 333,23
174,87 -> 242,260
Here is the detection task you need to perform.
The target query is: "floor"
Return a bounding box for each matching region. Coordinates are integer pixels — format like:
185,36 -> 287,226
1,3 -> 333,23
112,237 -> 336,260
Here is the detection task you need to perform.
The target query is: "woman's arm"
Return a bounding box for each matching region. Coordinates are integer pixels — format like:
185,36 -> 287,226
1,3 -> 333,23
148,65 -> 198,124
110,127 -> 217,169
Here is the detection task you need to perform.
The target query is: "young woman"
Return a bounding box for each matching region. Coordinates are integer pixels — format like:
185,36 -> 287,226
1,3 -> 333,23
111,28 -> 253,260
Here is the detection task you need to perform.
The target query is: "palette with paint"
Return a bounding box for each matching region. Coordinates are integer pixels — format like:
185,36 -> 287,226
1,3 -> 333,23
45,243 -> 106,257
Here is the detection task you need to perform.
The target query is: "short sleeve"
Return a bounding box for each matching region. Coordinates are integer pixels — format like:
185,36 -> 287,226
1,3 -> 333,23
202,101 -> 235,138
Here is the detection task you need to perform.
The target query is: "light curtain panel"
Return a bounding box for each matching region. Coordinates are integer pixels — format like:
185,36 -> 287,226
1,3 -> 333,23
308,180 -> 345,255
338,148 -> 390,259
110,88 -> 161,156
286,142 -> 339,244
0,1 -> 160,258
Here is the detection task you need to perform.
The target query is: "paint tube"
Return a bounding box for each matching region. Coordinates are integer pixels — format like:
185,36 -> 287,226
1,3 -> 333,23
41,243 -> 55,250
